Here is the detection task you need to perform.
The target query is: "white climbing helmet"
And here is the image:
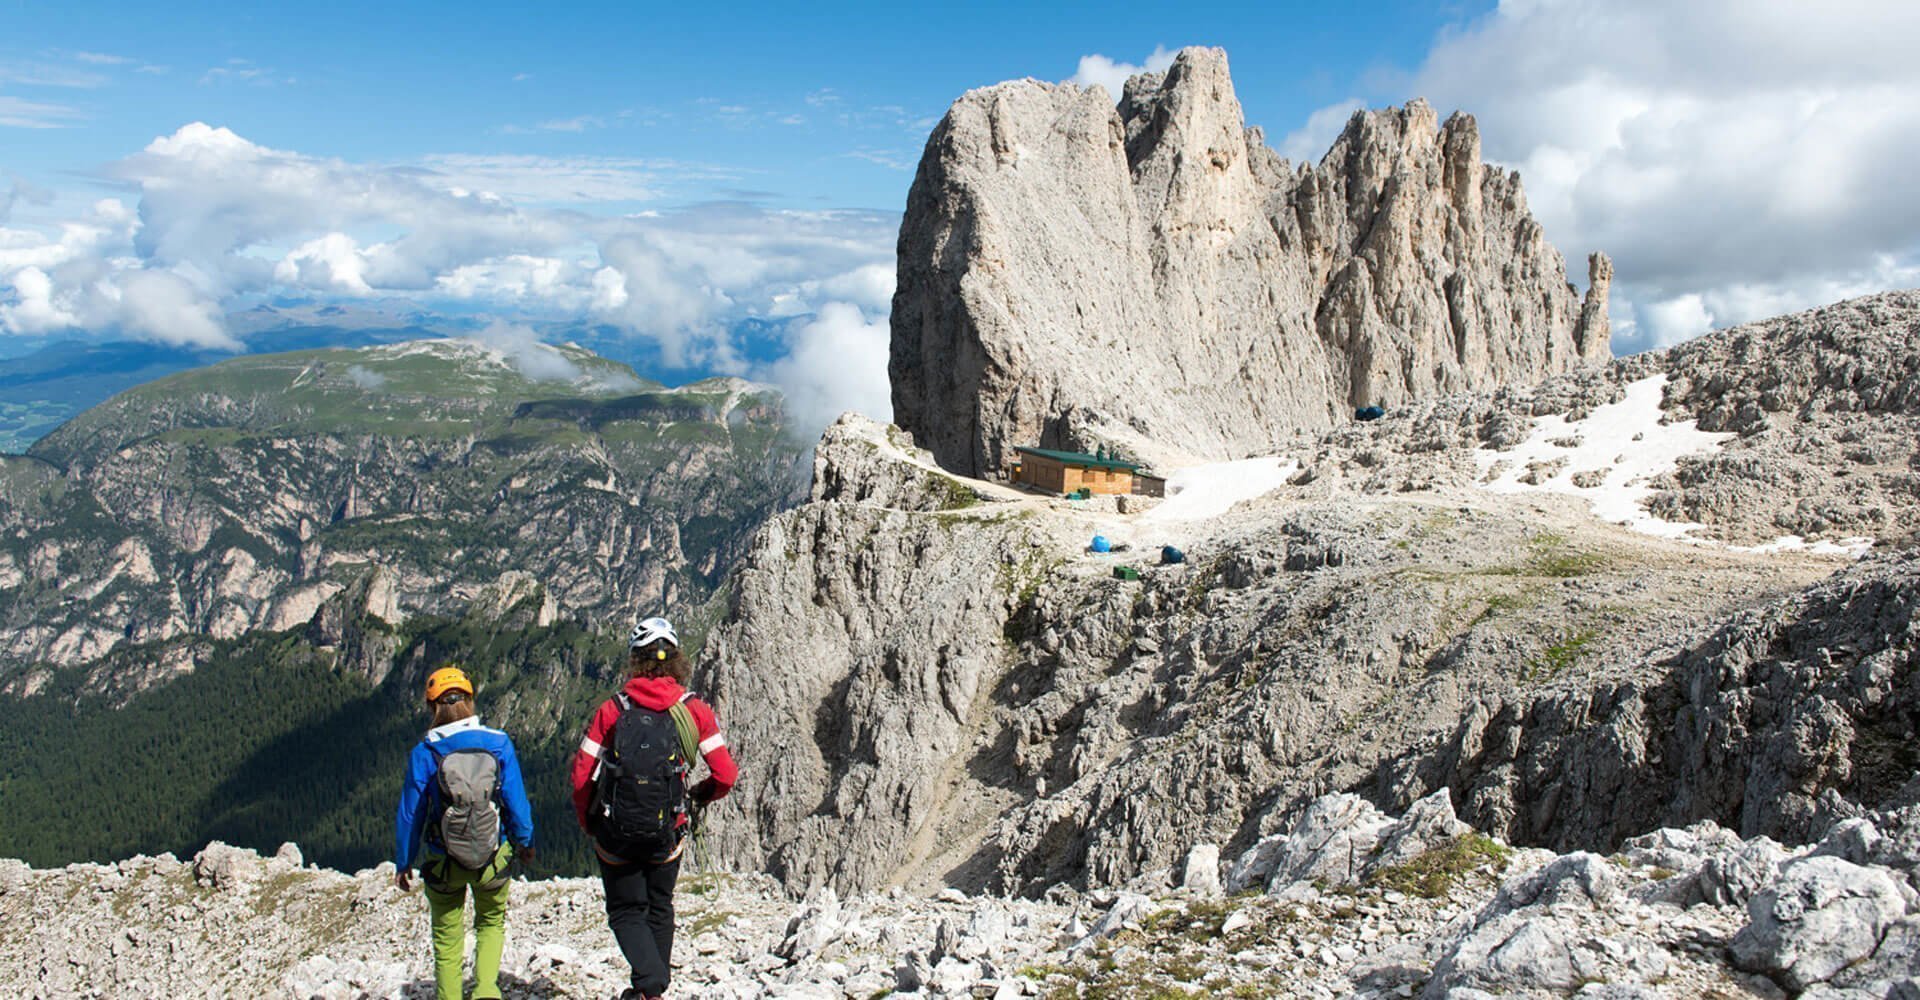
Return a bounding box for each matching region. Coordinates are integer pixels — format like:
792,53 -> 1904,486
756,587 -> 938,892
629,616 -> 679,650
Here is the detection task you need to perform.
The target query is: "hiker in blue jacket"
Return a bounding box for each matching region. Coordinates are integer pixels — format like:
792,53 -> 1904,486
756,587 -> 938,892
393,664 -> 536,1000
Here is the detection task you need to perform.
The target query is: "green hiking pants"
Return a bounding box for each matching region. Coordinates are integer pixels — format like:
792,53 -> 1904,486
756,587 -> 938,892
421,844 -> 514,1000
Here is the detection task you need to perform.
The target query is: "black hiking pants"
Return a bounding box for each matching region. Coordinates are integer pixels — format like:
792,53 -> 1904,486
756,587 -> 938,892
600,854 -> 681,995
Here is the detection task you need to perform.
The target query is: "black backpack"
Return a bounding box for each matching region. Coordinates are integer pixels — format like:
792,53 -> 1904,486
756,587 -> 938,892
592,693 -> 699,863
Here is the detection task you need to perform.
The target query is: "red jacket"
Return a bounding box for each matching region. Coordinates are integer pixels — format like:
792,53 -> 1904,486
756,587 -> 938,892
570,675 -> 737,831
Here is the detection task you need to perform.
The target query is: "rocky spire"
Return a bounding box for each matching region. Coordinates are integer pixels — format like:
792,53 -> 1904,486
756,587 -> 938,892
889,46 -> 1611,475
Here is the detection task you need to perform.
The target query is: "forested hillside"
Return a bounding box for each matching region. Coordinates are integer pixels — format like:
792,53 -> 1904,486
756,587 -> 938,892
0,338 -> 799,874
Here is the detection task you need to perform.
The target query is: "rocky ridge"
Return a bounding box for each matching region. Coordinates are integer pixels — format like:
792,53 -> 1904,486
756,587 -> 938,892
706,288 -> 1920,907
1275,290 -> 1920,548
890,46 -> 1610,475
7,791 -> 1917,999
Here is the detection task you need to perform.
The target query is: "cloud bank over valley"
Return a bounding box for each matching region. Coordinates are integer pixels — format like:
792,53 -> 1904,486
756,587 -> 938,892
0,123 -> 897,431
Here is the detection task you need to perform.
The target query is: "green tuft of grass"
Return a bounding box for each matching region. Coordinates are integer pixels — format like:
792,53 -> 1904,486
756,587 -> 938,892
1468,591 -> 1527,627
1366,833 -> 1513,898
1523,628 -> 1599,683
1531,549 -> 1607,577
679,872 -> 730,896
685,908 -> 736,937
936,475 -> 980,510
1480,532 -> 1608,578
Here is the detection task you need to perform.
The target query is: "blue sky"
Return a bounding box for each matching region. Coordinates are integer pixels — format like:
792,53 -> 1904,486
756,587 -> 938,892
1,1 -> 1476,211
4,1 -> 1919,430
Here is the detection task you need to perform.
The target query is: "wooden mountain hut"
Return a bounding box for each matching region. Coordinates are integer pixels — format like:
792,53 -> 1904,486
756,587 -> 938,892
1010,446 -> 1141,496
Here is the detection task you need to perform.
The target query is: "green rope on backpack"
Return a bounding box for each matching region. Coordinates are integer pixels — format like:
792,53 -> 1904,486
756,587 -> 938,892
668,701 -> 705,873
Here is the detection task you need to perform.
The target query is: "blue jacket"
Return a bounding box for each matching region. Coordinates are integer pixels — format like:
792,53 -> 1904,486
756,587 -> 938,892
393,715 -> 535,870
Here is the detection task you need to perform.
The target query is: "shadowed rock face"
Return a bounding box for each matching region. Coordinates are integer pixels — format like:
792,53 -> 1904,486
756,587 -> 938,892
890,46 -> 1610,476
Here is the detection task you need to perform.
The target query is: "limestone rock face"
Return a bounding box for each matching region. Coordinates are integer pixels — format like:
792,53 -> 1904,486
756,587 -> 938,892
891,46 -> 1609,475
1729,855 -> 1916,990
1372,548 -> 1920,853
701,495 -> 1040,893
810,412 -> 990,512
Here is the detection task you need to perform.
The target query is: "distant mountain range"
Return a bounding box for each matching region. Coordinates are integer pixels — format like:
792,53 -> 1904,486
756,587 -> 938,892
0,336 -> 807,873
0,328 -> 406,453
0,302 -> 796,453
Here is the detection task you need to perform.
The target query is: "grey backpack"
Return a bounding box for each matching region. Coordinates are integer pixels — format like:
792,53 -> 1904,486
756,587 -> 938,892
429,745 -> 503,870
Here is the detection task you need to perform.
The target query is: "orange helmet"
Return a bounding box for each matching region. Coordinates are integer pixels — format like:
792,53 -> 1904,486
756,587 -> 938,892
425,665 -> 474,702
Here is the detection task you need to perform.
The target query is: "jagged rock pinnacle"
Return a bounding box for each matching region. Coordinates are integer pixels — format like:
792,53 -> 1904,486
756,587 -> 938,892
890,45 -> 1610,475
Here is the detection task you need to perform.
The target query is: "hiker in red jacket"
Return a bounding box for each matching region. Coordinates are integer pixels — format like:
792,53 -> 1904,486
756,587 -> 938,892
570,616 -> 736,1000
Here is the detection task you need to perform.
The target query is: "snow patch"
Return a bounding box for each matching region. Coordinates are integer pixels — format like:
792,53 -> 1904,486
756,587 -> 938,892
1731,535 -> 1875,557
360,337 -> 635,392
1472,375 -> 1732,541
367,338 -> 504,365
1144,457 -> 1299,523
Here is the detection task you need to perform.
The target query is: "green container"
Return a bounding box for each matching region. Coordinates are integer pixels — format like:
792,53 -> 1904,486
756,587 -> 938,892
1112,566 -> 1141,581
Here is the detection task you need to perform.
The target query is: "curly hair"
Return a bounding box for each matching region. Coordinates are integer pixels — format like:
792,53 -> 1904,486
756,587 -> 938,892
629,639 -> 691,685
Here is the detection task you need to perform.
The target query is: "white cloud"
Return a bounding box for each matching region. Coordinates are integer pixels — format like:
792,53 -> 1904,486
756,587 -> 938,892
2,266 -> 78,331
0,61 -> 107,88
1374,0 -> 1920,351
0,122 -> 896,388
1638,293 -> 1713,345
345,364 -> 387,390
0,198 -> 238,346
0,95 -> 83,128
414,154 -> 676,204
200,59 -> 285,86
275,233 -> 372,294
590,265 -> 628,311
769,262 -> 895,318
107,123 -> 583,296
1069,45 -> 1178,102
760,302 -> 892,437
1277,99 -> 1364,164
435,254 -> 588,309
534,114 -> 604,133
593,231 -> 741,369
113,268 -> 235,348
817,263 -> 895,312
846,149 -> 912,171
471,319 -> 583,382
